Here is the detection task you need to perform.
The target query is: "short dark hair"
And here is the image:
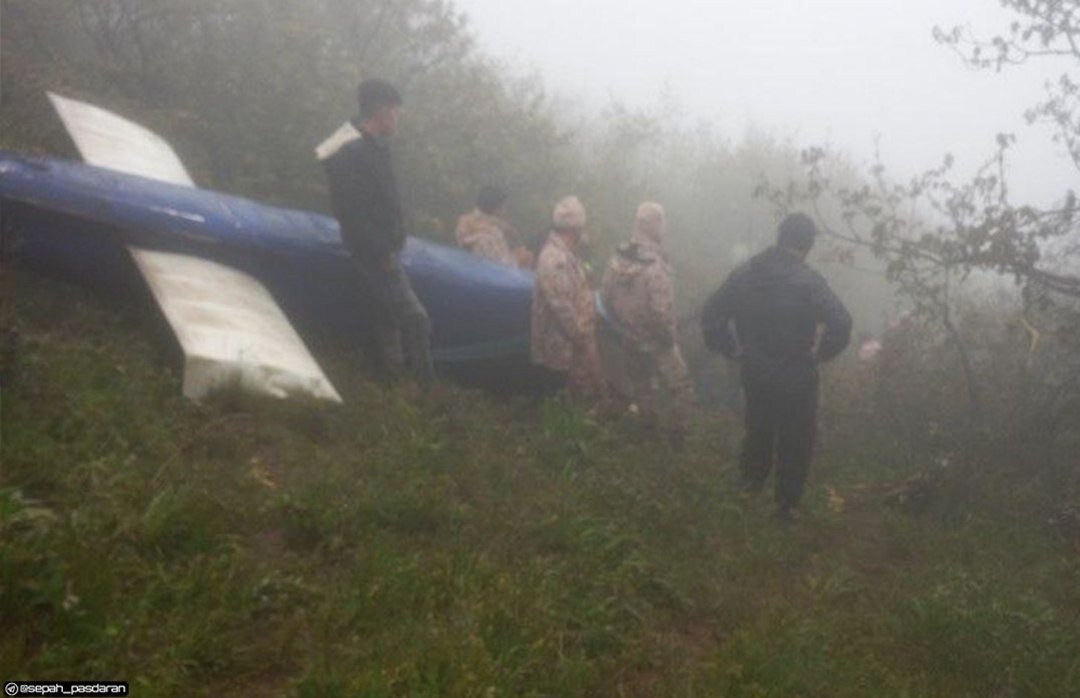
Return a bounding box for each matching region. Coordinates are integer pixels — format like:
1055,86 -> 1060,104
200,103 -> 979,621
476,185 -> 508,214
777,213 -> 817,251
357,79 -> 402,119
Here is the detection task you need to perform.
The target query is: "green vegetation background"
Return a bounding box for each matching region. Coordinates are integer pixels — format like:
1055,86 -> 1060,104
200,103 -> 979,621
2,2 -> 1079,695
2,273 -> 1078,696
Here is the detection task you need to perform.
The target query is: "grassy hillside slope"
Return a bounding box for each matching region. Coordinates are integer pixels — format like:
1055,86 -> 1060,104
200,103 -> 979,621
2,271 -> 1078,697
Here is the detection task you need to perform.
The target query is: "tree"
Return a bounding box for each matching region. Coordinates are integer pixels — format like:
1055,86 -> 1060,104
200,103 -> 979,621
0,0 -> 575,238
759,0 -> 1080,457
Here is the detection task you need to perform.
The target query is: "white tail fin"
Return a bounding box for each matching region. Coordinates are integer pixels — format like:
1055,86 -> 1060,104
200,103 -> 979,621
48,92 -> 341,403
48,92 -> 195,187
129,247 -> 342,403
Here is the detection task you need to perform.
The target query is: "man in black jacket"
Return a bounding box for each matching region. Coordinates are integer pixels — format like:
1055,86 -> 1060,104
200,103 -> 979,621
317,78 -> 434,384
702,213 -> 852,519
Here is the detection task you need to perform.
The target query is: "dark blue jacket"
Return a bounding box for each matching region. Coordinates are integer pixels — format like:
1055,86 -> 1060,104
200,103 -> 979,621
320,121 -> 405,263
702,246 -> 852,365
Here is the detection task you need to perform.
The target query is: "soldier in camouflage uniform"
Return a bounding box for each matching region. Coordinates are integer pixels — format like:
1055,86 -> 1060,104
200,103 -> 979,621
601,202 -> 694,445
531,196 -> 606,400
455,185 -> 516,266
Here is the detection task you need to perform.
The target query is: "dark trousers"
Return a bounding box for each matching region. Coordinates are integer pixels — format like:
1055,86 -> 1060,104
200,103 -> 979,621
739,359 -> 819,511
354,255 -> 434,384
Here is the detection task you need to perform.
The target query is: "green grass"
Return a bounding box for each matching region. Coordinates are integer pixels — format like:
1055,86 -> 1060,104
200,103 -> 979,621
2,270 -> 1079,696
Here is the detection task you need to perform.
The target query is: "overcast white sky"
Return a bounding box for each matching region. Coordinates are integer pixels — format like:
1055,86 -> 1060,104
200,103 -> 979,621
454,0 -> 1078,205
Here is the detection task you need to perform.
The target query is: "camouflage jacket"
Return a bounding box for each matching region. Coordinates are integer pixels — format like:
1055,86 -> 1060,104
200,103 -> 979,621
531,232 -> 596,372
600,242 -> 677,351
455,209 -> 514,266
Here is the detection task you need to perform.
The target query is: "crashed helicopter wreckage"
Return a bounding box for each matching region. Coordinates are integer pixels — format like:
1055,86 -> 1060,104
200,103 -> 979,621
0,94 -> 548,401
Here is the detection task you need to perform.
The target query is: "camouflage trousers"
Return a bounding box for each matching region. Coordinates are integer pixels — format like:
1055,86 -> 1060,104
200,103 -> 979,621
624,344 -> 695,442
565,341 -> 606,403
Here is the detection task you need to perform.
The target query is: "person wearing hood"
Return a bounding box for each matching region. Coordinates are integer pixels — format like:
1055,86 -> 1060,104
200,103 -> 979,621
531,196 -> 606,401
702,213 -> 852,521
455,186 -> 517,267
316,78 -> 434,385
600,202 -> 694,447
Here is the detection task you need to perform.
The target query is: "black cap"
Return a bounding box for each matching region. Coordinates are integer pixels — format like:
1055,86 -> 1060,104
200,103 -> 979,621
777,212 -> 817,251
476,185 -> 508,214
358,79 -> 402,119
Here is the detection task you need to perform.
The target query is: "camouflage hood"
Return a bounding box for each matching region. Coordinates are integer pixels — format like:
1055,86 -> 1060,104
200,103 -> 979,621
606,242 -> 666,282
455,209 -> 503,246
455,209 -> 514,265
601,241 -> 676,349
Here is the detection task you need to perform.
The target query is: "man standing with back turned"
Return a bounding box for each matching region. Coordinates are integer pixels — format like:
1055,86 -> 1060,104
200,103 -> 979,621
702,213 -> 851,521
601,202 -> 694,448
316,78 -> 434,384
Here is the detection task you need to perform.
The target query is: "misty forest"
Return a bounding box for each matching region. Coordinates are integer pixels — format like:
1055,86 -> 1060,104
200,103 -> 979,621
1,0 -> 1079,696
